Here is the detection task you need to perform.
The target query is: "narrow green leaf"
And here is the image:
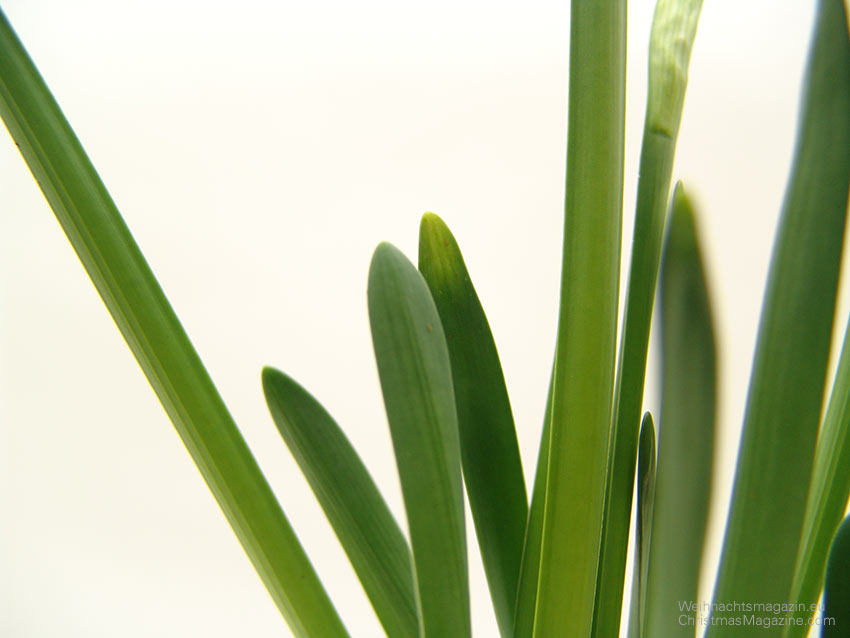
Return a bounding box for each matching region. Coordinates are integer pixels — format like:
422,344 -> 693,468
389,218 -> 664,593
262,368 -> 417,638
784,314 -> 850,636
593,1 -> 704,633
368,242 -> 469,638
0,10 -> 348,638
512,373 -> 553,638
418,212 -> 527,638
627,413 -> 657,638
534,1 -> 626,636
709,0 -> 850,634
823,516 -> 850,637
644,186 -> 716,637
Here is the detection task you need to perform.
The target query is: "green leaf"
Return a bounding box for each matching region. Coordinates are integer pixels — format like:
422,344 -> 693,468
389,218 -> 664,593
784,315 -> 850,636
367,242 -> 470,638
512,373 -> 553,638
823,516 -> 850,637
644,186 -> 716,637
417,212 -> 527,638
708,0 -> 850,633
627,413 -> 657,638
593,1 -> 704,633
533,1 -> 626,636
0,10 -> 348,638
262,368 -> 417,638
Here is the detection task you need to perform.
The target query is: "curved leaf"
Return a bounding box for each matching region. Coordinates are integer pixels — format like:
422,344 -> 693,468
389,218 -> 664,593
368,242 -> 470,638
262,367 -> 417,638
418,212 -> 527,638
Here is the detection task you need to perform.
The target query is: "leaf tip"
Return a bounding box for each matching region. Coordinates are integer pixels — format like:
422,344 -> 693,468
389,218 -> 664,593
667,181 -> 700,252
419,212 -> 452,255
418,212 -> 466,290
261,365 -> 278,393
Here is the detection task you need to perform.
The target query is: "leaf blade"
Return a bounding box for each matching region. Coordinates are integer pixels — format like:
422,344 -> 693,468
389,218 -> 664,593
512,373 -> 553,638
783,314 -> 850,636
644,186 -> 716,637
709,0 -> 850,632
418,212 -> 527,638
262,368 -> 418,638
627,413 -> 657,638
368,242 -> 470,638
0,11 -> 349,637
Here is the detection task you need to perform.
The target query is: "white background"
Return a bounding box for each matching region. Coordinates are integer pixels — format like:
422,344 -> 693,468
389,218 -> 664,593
0,1 -> 842,636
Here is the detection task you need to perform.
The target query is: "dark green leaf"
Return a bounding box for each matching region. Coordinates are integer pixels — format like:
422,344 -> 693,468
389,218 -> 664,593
418,212 -> 527,638
628,413 -> 657,638
368,242 -> 470,638
823,516 -> 850,637
262,368 -> 417,638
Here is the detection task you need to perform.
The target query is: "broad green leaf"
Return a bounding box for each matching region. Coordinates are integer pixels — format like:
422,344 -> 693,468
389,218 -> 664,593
784,314 -> 850,637
644,186 -> 716,638
627,413 -> 657,638
0,10 -> 348,638
534,1 -> 626,636
512,373 -> 553,638
367,242 -> 469,638
709,0 -> 850,634
823,516 -> 850,637
418,212 -> 527,638
593,1 -> 704,633
262,368 -> 417,638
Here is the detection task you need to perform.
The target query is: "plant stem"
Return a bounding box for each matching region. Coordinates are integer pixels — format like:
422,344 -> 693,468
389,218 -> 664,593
533,1 -> 626,636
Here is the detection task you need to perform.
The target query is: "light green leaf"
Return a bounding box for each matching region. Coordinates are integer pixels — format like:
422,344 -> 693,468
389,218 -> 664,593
708,0 -> 850,634
368,242 -> 469,638
0,10 -> 348,637
533,1 -> 627,636
823,516 -> 850,637
512,373 -> 552,638
644,186 -> 716,638
784,314 -> 850,636
593,1 -> 704,633
262,368 -> 417,638
418,212 -> 527,638
627,413 -> 657,638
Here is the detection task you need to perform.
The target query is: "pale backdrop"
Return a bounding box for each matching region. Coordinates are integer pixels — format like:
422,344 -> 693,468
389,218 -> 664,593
0,1 -> 839,636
